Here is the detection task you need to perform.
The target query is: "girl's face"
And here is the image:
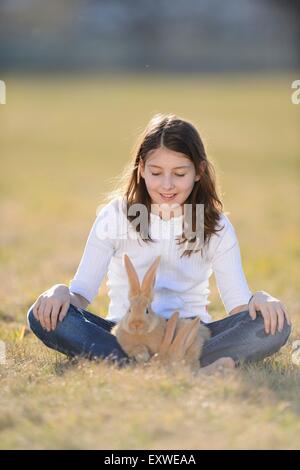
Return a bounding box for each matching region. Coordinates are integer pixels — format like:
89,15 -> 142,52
139,147 -> 201,210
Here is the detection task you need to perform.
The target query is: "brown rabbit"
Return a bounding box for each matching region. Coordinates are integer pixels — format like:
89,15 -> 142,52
111,254 -> 210,370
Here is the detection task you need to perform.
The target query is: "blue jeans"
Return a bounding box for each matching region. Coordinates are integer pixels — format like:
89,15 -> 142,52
27,303 -> 291,367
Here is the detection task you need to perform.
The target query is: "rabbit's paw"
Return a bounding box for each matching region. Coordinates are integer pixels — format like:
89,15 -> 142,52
132,345 -> 151,363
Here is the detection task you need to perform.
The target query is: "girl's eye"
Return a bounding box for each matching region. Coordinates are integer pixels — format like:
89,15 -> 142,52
151,173 -> 186,177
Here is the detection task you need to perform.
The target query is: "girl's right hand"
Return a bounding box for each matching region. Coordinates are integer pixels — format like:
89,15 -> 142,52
32,284 -> 71,331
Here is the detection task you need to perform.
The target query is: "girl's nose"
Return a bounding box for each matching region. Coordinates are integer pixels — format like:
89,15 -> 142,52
161,177 -> 175,190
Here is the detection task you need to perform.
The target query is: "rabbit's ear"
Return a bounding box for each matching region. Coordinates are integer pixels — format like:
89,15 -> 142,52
181,317 -> 201,351
172,317 -> 200,354
141,255 -> 161,296
124,254 -> 140,298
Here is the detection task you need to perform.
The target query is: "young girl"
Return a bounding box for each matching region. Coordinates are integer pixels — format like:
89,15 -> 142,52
27,114 -> 291,370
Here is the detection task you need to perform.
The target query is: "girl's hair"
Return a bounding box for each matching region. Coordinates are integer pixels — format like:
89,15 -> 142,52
106,113 -> 224,258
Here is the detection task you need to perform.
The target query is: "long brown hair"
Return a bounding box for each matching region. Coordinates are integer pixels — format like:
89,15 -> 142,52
106,113 -> 224,257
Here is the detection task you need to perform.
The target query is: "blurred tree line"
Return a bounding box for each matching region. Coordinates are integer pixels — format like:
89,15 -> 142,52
0,0 -> 298,73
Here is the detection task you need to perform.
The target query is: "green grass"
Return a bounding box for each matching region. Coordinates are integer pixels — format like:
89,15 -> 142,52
0,73 -> 300,449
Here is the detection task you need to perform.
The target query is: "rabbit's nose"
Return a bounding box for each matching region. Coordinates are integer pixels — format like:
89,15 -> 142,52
129,320 -> 144,330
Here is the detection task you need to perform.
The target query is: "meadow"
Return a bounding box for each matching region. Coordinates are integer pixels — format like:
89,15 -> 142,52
0,73 -> 299,449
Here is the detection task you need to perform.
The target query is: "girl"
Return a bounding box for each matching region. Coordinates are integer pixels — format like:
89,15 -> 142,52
27,114 -> 291,370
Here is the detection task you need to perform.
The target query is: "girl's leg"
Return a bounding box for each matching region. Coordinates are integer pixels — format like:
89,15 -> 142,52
200,310 -> 291,367
27,303 -> 130,366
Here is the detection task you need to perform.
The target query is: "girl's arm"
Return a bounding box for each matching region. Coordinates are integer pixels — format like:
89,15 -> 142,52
70,292 -> 90,310
33,202 -> 118,331
211,216 -> 252,315
212,216 -> 291,333
69,201 -> 117,306
229,304 -> 248,315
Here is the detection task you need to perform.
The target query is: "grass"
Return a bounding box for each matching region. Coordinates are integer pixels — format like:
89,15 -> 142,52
0,72 -> 299,449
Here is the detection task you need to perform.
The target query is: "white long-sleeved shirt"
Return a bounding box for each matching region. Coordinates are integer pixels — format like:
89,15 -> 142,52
69,197 -> 252,323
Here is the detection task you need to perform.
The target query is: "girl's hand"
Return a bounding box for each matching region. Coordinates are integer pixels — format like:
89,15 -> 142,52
32,284 -> 70,332
248,291 -> 291,335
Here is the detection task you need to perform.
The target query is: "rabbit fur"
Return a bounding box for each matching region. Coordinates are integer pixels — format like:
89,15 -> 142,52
111,254 -> 210,369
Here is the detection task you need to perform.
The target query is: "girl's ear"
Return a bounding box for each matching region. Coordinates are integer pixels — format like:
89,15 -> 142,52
138,159 -> 145,179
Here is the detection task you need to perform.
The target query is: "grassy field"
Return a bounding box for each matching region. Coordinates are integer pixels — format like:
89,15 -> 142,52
0,73 -> 300,449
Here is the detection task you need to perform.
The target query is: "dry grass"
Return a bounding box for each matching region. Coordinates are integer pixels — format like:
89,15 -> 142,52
0,73 -> 299,449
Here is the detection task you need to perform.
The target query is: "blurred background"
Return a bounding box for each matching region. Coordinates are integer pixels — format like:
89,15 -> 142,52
0,0 -> 299,73
0,0 -> 299,318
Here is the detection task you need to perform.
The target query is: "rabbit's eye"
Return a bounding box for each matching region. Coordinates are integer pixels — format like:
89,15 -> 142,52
145,308 -> 149,315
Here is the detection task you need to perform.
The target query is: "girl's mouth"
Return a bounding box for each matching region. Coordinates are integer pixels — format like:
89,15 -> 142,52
160,193 -> 177,201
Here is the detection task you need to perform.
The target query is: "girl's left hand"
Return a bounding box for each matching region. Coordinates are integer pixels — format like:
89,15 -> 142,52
249,291 -> 291,335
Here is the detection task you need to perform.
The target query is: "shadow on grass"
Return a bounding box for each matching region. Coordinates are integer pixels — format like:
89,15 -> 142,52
54,357 -> 80,376
239,347 -> 300,416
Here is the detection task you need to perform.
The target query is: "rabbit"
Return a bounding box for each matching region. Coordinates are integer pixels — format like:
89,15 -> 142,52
111,254 -> 211,370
